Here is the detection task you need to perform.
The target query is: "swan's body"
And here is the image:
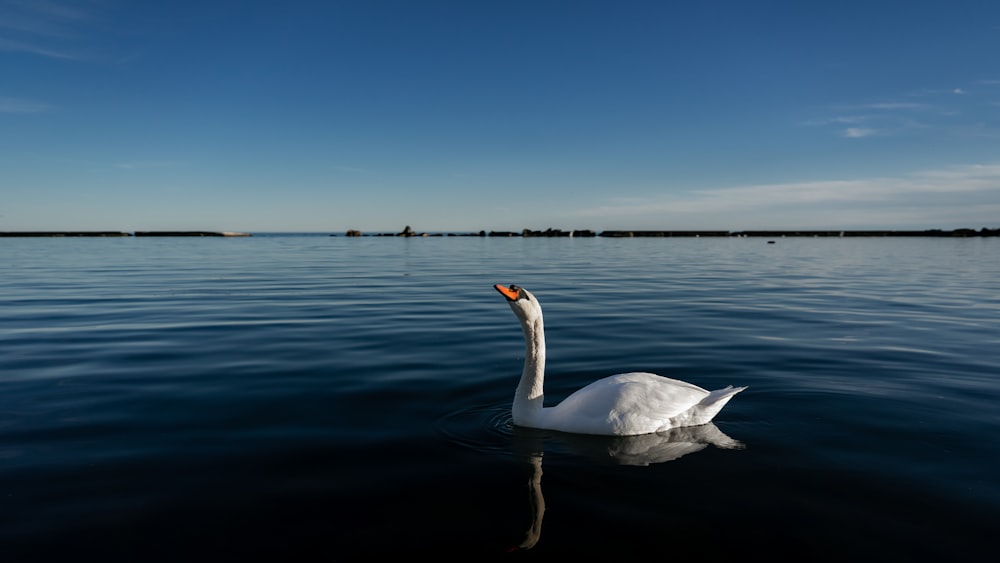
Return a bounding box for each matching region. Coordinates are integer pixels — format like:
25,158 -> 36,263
495,284 -> 746,436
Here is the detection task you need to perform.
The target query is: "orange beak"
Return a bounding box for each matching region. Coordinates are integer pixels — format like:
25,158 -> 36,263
494,284 -> 519,301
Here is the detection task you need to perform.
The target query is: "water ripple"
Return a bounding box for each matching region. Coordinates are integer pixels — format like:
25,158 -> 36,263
433,403 -> 515,456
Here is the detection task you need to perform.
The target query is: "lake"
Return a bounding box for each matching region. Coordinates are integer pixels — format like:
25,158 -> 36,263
1,234 -> 998,561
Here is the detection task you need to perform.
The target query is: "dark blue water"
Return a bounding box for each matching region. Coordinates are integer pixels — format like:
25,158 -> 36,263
2,235 -> 998,561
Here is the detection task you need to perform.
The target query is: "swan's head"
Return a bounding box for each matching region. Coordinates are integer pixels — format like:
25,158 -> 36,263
494,284 -> 543,324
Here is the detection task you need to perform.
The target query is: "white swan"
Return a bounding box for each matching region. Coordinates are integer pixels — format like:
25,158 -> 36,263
495,284 -> 746,436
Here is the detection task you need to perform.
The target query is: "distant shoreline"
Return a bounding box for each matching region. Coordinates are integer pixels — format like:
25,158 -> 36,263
0,231 -> 252,238
349,226 -> 1000,237
2,228 -> 998,238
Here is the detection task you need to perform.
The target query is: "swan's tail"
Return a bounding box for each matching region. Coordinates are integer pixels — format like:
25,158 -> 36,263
688,385 -> 747,426
704,385 -> 747,403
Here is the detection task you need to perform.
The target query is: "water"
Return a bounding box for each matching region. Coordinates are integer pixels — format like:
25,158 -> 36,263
1,235 -> 998,561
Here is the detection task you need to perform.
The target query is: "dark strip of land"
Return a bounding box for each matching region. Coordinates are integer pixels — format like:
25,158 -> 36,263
2,228 -> 997,238
0,231 -> 131,237
0,231 -> 251,237
601,228 -> 998,238
344,227 -> 1000,238
133,231 -> 251,237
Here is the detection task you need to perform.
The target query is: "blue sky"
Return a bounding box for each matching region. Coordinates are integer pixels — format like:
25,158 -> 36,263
2,0 -> 999,233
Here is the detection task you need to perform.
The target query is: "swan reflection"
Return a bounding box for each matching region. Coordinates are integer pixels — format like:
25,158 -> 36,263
510,422 -> 743,550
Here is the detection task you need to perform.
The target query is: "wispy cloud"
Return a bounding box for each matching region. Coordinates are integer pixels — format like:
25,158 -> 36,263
800,115 -> 870,126
842,127 -> 877,138
0,0 -> 104,61
805,83 -> 996,139
804,109 -> 919,139
0,96 -> 48,113
908,87 -> 970,98
863,102 -> 931,110
569,164 -> 1000,230
0,36 -> 80,59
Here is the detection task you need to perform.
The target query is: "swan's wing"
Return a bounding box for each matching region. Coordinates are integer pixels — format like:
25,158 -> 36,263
548,372 -> 710,435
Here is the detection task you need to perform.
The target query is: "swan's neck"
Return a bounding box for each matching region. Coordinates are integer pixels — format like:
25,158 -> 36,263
513,316 -> 546,424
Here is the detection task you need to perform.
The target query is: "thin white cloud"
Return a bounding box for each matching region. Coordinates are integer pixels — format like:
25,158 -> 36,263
843,127 -> 876,138
8,0 -> 90,21
807,86 -> 987,138
0,0 -> 92,30
910,87 -> 973,98
800,115 -> 870,126
909,163 -> 1000,182
569,164 -> 1000,230
0,37 -> 80,59
0,0 -> 103,61
863,102 -> 930,110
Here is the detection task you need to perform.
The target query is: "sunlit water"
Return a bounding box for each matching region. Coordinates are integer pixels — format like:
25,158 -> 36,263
2,235 -> 998,560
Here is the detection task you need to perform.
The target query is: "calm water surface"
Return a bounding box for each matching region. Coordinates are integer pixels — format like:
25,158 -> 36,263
1,235 -> 998,561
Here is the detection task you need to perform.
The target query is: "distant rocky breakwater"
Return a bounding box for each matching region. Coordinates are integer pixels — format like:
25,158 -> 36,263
3,227 -> 998,238
0,231 -> 252,237
337,226 -> 1000,238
